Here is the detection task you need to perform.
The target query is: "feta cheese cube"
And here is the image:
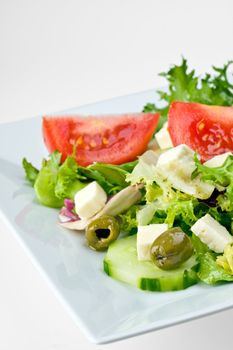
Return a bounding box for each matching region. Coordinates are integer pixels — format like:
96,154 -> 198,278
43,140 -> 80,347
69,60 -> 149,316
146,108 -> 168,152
191,214 -> 233,253
137,224 -> 168,261
155,122 -> 173,149
74,181 -> 107,219
156,144 -> 214,199
204,152 -> 232,168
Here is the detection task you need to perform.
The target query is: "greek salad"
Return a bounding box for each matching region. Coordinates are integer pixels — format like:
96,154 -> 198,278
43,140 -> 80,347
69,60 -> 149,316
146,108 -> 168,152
22,58 -> 233,292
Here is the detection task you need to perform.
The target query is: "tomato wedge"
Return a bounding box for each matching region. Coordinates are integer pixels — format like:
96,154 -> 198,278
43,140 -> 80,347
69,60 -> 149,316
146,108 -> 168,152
168,102 -> 233,161
42,113 -> 160,166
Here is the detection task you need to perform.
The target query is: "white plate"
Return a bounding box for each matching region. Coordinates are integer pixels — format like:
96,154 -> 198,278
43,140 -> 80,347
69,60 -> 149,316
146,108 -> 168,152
1,90 -> 233,344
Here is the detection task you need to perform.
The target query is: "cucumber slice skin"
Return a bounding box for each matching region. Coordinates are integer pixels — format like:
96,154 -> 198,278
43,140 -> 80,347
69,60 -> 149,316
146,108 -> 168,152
104,235 -> 198,292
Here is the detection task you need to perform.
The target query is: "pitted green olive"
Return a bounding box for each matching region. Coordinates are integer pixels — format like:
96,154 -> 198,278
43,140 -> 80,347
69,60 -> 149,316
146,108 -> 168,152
150,227 -> 193,270
85,215 -> 120,251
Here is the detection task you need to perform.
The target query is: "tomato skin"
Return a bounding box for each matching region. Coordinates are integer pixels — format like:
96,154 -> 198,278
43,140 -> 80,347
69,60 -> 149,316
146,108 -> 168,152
42,113 -> 159,166
168,102 -> 233,161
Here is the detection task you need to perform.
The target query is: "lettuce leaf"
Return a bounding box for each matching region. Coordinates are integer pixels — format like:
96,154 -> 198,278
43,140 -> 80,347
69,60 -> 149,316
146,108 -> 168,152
165,199 -> 198,230
197,252 -> 233,284
116,160 -> 138,172
193,154 -> 233,211
191,235 -> 233,284
119,205 -> 138,235
22,158 -> 39,185
33,151 -> 64,208
77,162 -> 133,195
55,156 -> 86,200
216,244 -> 233,275
145,183 -> 162,203
89,163 -> 127,185
191,234 -> 210,255
23,151 -> 86,208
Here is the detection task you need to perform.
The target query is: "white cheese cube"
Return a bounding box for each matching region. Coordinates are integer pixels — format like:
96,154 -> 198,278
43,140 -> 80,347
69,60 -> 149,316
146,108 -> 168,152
155,122 -> 173,149
156,144 -> 214,199
191,214 -> 233,253
74,181 -> 107,219
137,224 -> 168,261
204,152 -> 232,168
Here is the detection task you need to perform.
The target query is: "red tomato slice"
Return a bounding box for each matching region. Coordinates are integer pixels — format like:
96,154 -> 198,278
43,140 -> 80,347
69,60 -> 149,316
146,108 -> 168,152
168,102 -> 233,161
42,113 -> 160,166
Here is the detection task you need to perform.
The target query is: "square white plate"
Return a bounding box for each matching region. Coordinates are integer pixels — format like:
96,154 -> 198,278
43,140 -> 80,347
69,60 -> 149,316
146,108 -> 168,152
1,90 -> 233,344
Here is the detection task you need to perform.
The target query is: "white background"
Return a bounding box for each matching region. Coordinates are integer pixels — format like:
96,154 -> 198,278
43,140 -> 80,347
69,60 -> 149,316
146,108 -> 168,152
0,0 -> 233,349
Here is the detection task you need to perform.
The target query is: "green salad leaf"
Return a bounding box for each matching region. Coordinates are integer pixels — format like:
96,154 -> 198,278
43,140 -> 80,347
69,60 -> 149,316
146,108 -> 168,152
87,163 -> 128,188
23,151 -> 87,208
191,235 -> 233,284
77,161 -> 134,195
55,156 -> 87,200
143,58 -> 233,129
193,154 -> 233,211
116,160 -> 138,172
34,151 -> 64,208
22,158 -> 39,185
191,234 -> 210,255
50,150 -> 62,167
197,252 -> 233,284
216,243 -> 233,275
145,183 -> 162,203
165,199 -> 198,231
119,205 -> 138,235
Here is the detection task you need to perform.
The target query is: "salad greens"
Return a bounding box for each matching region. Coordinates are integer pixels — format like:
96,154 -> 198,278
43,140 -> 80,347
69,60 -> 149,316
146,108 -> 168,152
34,151 -> 64,208
193,154 -> 233,212
216,243 -> 233,275
22,158 -> 39,186
198,251 -> 233,284
191,235 -> 233,284
55,156 -> 86,200
77,162 -> 131,194
143,58 -> 233,129
25,151 -> 86,208
23,151 -> 137,208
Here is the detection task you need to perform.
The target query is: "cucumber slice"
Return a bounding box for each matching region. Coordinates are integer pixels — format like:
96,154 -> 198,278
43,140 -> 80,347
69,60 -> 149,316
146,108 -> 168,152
104,235 -> 198,292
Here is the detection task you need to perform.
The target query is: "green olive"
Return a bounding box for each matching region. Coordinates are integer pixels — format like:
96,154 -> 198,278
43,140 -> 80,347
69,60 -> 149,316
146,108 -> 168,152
150,227 -> 193,270
85,215 -> 120,251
